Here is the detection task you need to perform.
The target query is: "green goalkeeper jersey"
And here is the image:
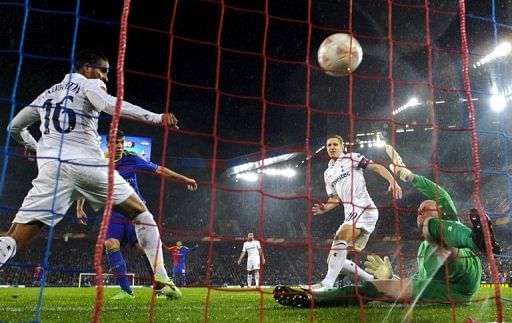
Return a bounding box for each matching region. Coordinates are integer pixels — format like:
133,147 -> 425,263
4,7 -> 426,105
412,176 -> 481,301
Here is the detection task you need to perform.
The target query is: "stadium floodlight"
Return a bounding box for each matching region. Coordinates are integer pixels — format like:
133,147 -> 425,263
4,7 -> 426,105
489,95 -> 506,111
262,168 -> 296,178
226,152 -> 300,177
235,172 -> 258,182
473,42 -> 512,68
392,97 -> 421,115
374,139 -> 386,148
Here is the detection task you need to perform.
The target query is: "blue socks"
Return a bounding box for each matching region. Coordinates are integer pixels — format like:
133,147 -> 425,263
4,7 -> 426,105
107,248 -> 132,294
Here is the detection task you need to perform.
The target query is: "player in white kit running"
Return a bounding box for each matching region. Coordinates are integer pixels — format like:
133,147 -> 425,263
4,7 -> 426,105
305,134 -> 402,292
237,232 -> 265,288
0,50 -> 180,300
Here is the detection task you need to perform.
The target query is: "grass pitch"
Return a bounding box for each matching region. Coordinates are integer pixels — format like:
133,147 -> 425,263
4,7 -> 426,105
0,286 -> 510,322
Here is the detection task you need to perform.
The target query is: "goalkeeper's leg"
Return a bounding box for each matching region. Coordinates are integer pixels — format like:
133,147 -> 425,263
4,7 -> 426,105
274,282 -> 385,307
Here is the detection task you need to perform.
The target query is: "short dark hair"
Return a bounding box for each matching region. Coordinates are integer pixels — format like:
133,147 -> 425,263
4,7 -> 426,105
107,130 -> 124,141
75,49 -> 108,71
326,134 -> 344,146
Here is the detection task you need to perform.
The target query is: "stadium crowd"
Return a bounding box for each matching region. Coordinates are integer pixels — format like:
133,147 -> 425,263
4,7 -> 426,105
1,237 -> 510,287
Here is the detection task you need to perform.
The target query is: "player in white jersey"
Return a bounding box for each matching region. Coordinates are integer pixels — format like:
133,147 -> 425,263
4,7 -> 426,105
0,50 -> 180,300
237,232 -> 265,288
304,134 -> 402,292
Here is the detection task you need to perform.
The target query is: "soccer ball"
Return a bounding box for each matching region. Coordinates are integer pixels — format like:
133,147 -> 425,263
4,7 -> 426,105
317,33 -> 363,77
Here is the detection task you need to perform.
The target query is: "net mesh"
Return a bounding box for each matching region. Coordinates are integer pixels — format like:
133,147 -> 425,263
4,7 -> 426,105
0,0 -> 509,322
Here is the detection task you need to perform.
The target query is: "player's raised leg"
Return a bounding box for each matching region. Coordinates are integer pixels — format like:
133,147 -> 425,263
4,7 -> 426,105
105,231 -> 135,299
114,195 -> 181,299
0,222 -> 44,267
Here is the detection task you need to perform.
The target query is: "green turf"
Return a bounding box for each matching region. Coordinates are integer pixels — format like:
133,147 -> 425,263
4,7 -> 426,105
0,287 -> 510,322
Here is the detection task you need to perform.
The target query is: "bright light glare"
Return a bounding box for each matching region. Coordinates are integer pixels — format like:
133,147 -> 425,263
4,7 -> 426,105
375,140 -> 386,148
235,172 -> 258,182
490,95 -> 506,111
494,42 -> 512,57
235,168 -> 297,181
262,168 -> 296,178
474,42 -> 511,68
407,97 -> 419,106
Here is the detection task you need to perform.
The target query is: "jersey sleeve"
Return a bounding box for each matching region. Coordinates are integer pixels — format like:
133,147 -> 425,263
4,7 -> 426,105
183,246 -> 196,254
324,170 -> 335,196
412,175 -> 458,219
132,154 -> 159,173
7,100 -> 41,151
242,242 -> 247,252
83,80 -> 163,124
256,241 -> 261,250
351,153 -> 370,169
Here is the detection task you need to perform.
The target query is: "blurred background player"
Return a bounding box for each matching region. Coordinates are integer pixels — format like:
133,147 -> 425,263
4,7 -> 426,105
273,145 -> 500,307
306,134 -> 402,291
33,265 -> 44,287
77,130 -> 197,299
163,241 -> 198,286
237,232 -> 265,288
0,49 -> 183,300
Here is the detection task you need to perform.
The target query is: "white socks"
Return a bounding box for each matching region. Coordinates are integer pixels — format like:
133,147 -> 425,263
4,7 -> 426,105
341,259 -> 374,282
0,236 -> 17,266
247,274 -> 252,287
321,240 -> 347,288
254,272 -> 260,287
134,212 -> 169,280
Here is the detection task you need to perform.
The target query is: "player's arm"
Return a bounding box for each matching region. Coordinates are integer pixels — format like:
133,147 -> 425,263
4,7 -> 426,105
312,195 -> 341,215
259,246 -> 266,265
366,163 -> 402,199
237,251 -> 246,266
155,166 -> 198,191
414,178 -> 458,218
83,81 -> 179,128
185,245 -> 198,253
75,198 -> 88,226
163,245 -> 174,251
7,102 -> 40,159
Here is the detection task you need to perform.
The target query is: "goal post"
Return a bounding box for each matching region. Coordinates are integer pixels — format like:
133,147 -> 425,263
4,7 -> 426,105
78,273 -> 136,288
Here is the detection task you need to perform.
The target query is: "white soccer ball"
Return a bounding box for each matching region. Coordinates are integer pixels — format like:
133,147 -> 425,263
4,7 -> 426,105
317,33 -> 363,77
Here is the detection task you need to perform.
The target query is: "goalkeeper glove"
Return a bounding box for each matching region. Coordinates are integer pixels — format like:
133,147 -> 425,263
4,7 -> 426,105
364,255 -> 393,280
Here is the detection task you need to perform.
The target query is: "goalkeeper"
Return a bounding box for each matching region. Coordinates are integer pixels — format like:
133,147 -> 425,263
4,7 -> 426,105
275,145 -> 501,307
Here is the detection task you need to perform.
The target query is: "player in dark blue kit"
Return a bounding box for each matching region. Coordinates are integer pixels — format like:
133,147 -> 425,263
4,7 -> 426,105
77,130 -> 197,299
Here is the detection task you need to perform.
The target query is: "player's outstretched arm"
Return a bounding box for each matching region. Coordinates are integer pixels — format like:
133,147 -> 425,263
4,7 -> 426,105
312,196 -> 340,215
84,82 -> 178,128
366,163 -> 402,199
155,166 -> 197,191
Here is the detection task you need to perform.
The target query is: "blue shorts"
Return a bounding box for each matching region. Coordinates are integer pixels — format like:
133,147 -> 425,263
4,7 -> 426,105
173,263 -> 186,275
106,212 -> 138,247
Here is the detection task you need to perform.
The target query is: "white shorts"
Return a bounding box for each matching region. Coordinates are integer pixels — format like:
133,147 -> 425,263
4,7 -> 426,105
13,159 -> 135,226
247,259 -> 260,271
341,203 -> 378,251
